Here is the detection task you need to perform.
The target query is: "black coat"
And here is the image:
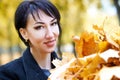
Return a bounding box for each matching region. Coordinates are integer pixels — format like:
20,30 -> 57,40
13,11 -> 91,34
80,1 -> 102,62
0,47 -> 58,80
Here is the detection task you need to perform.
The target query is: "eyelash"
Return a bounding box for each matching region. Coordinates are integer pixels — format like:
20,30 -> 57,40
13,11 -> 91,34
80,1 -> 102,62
34,25 -> 44,30
51,21 -> 58,26
34,21 -> 58,30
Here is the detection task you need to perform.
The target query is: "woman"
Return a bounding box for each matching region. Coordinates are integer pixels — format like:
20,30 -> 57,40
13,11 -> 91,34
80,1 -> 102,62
0,0 -> 61,80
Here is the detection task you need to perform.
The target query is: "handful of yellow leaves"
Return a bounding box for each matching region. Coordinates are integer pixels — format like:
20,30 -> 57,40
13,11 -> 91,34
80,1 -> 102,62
48,24 -> 120,80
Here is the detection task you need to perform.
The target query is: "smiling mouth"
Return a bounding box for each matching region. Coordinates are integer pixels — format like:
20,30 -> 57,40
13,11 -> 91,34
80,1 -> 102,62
44,39 -> 56,47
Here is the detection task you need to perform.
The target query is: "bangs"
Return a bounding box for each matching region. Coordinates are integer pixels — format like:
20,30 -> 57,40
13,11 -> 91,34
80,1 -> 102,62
27,1 -> 58,21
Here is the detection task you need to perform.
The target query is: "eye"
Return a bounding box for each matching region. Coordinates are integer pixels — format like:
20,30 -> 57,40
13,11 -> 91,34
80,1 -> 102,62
34,25 -> 44,30
51,21 -> 58,26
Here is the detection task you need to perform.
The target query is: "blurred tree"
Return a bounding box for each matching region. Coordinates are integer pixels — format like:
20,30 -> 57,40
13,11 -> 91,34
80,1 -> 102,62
0,0 -> 22,61
50,0 -> 102,58
113,0 -> 120,24
51,0 -> 102,44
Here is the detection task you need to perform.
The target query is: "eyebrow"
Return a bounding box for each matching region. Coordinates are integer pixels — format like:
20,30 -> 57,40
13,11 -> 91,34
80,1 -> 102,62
34,18 -> 57,24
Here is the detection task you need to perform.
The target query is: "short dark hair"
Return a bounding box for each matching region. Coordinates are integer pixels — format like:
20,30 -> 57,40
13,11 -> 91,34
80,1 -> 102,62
14,0 -> 61,46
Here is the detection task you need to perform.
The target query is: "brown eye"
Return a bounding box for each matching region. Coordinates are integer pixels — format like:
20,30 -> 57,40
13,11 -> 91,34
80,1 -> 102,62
51,21 -> 58,26
34,26 -> 44,30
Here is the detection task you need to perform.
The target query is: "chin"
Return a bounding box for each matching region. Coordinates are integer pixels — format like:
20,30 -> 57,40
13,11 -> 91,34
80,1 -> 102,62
46,49 -> 55,53
45,45 -> 56,53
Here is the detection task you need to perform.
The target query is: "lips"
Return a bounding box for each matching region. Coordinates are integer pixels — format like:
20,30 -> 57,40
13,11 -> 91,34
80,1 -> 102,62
44,39 -> 56,47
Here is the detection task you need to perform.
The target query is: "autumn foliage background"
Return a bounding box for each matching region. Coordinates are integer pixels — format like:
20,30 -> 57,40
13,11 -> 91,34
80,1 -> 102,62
0,0 -> 119,65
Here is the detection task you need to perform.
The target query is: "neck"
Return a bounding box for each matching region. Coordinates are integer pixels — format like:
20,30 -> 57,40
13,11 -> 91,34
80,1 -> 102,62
30,48 -> 51,70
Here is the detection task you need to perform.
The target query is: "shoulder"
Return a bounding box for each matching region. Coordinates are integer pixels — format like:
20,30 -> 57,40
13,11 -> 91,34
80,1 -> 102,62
0,57 -> 26,80
0,57 -> 23,71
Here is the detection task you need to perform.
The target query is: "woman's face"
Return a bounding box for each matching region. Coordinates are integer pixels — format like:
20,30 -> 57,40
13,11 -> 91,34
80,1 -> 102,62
20,10 -> 60,54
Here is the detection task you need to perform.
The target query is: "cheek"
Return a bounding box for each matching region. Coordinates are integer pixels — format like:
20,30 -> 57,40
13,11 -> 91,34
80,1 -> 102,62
53,26 -> 60,37
28,32 -> 44,44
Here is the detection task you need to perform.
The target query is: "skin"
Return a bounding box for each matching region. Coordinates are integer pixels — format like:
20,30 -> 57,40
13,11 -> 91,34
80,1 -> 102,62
19,10 -> 60,69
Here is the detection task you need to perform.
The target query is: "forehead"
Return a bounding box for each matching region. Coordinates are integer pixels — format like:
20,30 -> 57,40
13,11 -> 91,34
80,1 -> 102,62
27,10 -> 55,22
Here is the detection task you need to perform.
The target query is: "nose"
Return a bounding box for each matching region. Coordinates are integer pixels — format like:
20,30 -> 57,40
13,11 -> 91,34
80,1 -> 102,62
45,27 -> 54,39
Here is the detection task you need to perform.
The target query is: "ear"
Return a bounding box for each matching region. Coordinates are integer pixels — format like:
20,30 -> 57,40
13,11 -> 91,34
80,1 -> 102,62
19,28 -> 28,40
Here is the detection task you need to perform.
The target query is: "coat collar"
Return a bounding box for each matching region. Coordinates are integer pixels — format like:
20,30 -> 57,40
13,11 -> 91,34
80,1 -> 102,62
22,47 -> 58,80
